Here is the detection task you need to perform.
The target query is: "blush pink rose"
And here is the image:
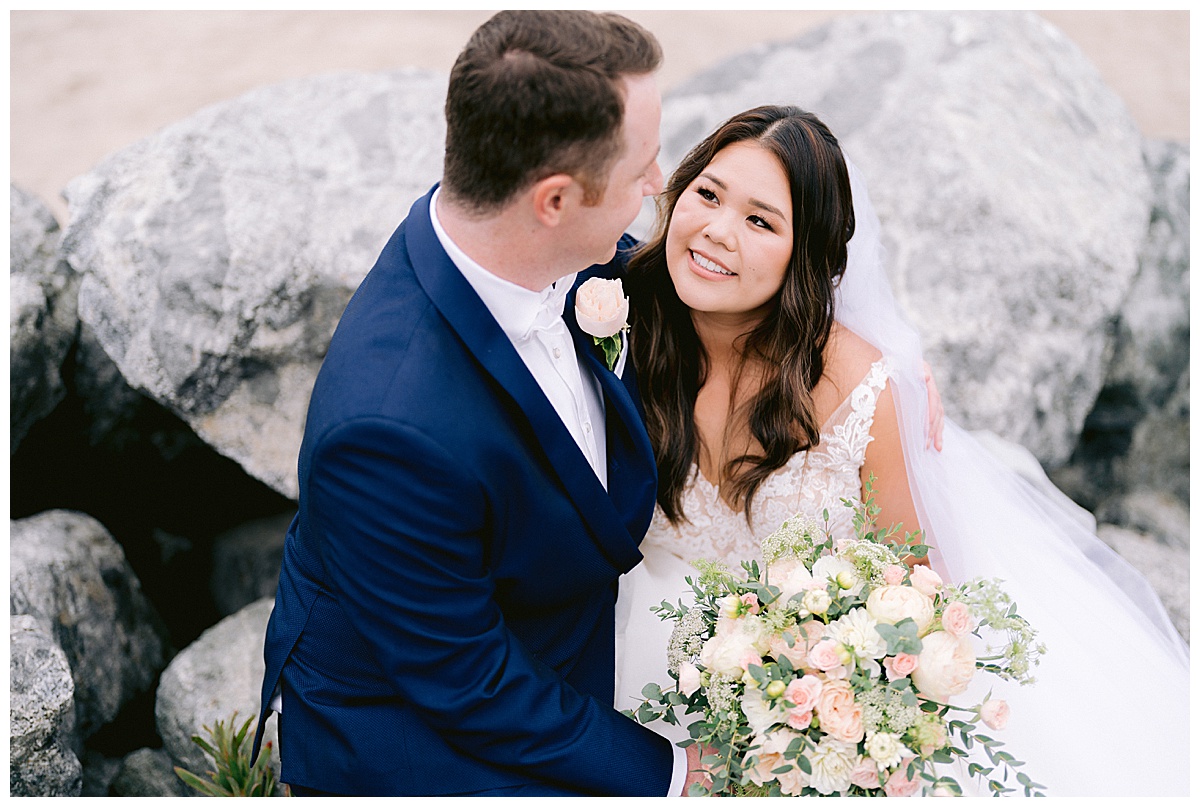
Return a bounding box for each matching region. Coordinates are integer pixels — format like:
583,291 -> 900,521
883,652 -> 920,681
677,662 -> 702,696
741,593 -> 762,615
786,709 -> 813,730
980,698 -> 1010,730
575,277 -> 629,338
738,649 -> 764,672
883,564 -> 907,586
768,632 -> 809,669
909,565 -> 944,598
940,601 -> 974,638
850,756 -> 882,790
884,760 -> 922,797
784,675 -> 824,712
784,675 -> 822,726
807,639 -> 845,673
814,679 -> 865,744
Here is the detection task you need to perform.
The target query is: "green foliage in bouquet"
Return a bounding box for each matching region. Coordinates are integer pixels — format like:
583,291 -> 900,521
627,476 -> 1046,797
173,712 -> 279,797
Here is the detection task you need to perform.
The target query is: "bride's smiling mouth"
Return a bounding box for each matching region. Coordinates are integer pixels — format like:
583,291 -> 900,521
688,249 -> 737,278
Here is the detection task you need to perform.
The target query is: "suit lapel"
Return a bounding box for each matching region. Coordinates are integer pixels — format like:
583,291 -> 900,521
565,315 -> 659,550
404,188 -> 645,571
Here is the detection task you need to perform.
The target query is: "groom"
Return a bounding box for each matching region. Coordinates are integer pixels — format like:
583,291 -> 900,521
254,11 -> 700,796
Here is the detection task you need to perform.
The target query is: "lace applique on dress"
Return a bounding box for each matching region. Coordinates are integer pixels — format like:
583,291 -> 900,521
642,357 -> 892,564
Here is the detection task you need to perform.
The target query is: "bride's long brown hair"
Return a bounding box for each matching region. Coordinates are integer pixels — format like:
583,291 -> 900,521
628,106 -> 855,522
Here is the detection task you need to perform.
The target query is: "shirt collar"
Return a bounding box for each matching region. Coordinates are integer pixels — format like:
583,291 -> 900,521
430,188 -> 575,342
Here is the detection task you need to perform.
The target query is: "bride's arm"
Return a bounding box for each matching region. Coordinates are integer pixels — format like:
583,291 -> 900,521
861,382 -> 930,567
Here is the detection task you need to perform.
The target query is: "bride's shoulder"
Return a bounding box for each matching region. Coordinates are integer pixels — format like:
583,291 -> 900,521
822,325 -> 884,396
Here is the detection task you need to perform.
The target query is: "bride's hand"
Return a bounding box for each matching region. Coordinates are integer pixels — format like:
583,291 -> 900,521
681,743 -> 713,796
923,360 -> 945,452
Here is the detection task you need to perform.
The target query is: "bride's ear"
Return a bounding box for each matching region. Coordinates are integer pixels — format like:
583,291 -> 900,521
530,173 -> 576,227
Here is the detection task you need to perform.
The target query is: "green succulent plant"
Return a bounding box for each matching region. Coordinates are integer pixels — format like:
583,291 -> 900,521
174,712 -> 279,797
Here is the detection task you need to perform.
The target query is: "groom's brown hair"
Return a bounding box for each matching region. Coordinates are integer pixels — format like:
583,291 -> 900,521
442,10 -> 661,215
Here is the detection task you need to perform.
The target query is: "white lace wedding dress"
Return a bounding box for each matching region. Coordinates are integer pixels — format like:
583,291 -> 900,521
614,358 -> 1190,796
615,358 -> 893,742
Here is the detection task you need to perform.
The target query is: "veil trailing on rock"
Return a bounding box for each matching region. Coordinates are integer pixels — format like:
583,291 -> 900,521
836,159 -> 1189,795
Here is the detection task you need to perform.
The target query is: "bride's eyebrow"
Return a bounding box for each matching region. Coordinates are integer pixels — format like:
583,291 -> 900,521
699,172 -> 787,221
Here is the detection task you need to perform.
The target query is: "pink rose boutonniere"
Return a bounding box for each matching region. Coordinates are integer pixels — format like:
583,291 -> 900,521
575,277 -> 629,372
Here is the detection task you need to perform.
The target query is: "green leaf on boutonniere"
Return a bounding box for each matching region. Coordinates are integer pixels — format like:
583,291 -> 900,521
594,333 -> 622,372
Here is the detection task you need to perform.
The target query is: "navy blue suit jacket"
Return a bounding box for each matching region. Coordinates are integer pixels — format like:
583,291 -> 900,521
254,187 -> 674,795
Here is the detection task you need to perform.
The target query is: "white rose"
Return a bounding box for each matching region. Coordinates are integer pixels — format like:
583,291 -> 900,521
767,556 -> 814,606
677,662 -> 702,696
865,585 -> 935,634
574,277 -> 629,338
911,631 -> 976,701
812,556 -> 863,596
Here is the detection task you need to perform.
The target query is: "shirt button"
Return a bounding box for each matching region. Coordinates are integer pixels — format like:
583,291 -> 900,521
553,347 -> 562,359
584,423 -> 592,434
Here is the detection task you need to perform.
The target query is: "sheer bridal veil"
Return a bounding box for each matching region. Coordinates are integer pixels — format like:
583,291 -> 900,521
837,160 -> 1188,794
836,159 -> 1188,667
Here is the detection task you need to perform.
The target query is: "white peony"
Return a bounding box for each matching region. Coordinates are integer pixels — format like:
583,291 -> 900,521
865,585 -> 935,634
767,556 -> 815,606
826,607 -> 888,661
801,588 -> 832,616
807,737 -> 860,795
812,555 -> 864,597
699,615 -> 770,678
741,687 -> 787,735
911,631 -> 976,701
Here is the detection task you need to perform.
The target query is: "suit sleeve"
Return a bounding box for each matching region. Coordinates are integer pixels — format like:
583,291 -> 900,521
307,415 -> 675,796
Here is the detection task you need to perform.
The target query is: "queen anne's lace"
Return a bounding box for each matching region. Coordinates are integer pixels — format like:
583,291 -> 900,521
643,358 -> 892,563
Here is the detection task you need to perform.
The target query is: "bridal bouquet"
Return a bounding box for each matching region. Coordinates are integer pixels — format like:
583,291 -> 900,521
629,478 -> 1046,796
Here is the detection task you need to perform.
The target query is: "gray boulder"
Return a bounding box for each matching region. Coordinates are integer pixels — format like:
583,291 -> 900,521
80,749 -> 123,796
10,184 -> 78,453
652,11 -> 1150,467
1054,141 -> 1188,538
211,511 -> 292,617
110,747 -> 189,797
156,597 -> 280,785
10,615 -> 83,797
10,510 -> 171,738
63,68 -> 448,499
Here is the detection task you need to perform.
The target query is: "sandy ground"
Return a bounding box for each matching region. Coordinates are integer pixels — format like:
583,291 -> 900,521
9,10 -> 1190,224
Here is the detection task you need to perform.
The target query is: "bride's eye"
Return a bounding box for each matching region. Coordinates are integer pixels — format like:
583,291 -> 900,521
695,186 -> 718,203
748,215 -> 774,231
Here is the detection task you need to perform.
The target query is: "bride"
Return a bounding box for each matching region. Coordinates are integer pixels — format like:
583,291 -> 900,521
613,105 -> 1189,796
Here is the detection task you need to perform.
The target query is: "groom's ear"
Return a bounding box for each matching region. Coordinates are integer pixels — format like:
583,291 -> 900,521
530,173 -> 576,228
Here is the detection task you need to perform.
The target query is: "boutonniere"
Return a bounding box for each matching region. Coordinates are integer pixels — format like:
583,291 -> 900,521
575,277 -> 630,372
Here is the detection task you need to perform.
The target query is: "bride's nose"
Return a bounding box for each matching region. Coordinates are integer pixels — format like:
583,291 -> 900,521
702,210 -> 736,250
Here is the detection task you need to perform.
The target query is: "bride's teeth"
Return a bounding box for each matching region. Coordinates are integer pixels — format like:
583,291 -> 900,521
692,251 -> 733,275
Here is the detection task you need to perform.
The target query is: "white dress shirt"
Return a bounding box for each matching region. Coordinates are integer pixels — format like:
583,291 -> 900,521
430,189 -> 608,488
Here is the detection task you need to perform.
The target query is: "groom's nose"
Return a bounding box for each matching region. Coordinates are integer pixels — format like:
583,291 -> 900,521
643,162 -> 664,196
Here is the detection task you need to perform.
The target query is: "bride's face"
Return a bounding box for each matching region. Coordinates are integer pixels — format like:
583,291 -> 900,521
665,141 -> 794,322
